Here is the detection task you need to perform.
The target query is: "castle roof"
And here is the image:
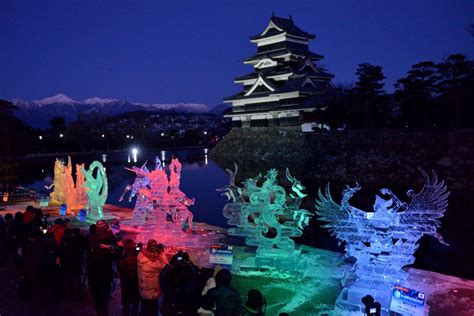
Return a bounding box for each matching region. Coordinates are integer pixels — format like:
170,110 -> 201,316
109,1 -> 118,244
250,15 -> 315,41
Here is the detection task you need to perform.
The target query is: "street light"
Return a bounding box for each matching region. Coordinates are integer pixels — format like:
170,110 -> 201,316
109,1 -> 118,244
101,134 -> 105,138
38,135 -> 43,140
59,133 -> 64,138
132,147 -> 138,163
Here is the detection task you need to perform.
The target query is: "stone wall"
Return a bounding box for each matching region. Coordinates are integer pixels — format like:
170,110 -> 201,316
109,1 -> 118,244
211,127 -> 474,191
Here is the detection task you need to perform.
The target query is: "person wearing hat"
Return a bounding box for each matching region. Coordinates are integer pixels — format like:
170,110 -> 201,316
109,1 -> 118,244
137,239 -> 166,316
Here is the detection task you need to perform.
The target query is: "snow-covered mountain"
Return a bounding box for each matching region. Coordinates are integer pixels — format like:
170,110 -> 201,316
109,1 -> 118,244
12,93 -> 210,129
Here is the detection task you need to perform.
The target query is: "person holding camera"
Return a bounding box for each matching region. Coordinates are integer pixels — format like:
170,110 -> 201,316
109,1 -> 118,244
361,295 -> 381,316
160,250 -> 200,316
137,239 -> 166,316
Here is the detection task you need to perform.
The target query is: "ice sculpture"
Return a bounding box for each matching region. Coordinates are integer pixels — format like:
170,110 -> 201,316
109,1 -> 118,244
123,158 -> 200,248
75,163 -> 87,207
315,169 -> 449,311
121,158 -> 194,231
46,157 -> 86,211
220,165 -> 313,270
166,158 -> 195,230
63,156 -> 76,209
120,162 -> 156,225
80,161 -> 108,219
48,158 -> 66,204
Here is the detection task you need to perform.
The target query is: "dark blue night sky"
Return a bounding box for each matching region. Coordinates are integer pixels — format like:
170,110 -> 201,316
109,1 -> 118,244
1,0 -> 473,106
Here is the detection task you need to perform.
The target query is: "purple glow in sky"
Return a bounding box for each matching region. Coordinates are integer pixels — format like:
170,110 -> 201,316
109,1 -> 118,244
1,0 -> 473,106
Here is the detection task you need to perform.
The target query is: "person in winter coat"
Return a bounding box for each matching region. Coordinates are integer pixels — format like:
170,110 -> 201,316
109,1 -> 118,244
0,215 -> 6,268
137,239 -> 166,316
241,289 -> 266,316
87,220 -> 117,316
160,251 -> 199,316
58,228 -> 83,301
48,218 -> 66,246
117,239 -> 140,316
203,269 -> 242,316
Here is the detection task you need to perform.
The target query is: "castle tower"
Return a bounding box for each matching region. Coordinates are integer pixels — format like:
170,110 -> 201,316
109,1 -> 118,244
224,15 -> 333,127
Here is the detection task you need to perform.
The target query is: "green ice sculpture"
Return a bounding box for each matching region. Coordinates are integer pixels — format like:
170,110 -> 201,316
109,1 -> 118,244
81,161 -> 108,219
220,165 -> 313,259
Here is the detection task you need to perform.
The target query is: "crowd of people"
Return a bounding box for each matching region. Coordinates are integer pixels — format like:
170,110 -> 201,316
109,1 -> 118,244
0,206 -> 277,316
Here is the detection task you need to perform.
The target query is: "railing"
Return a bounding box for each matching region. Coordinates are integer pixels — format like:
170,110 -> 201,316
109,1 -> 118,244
0,187 -> 36,204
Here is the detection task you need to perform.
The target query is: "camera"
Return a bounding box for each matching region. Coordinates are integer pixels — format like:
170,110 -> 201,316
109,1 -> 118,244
135,242 -> 143,253
361,295 -> 381,316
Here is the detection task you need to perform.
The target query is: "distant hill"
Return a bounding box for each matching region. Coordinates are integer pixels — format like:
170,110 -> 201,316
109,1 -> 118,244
210,103 -> 231,115
11,93 -> 210,129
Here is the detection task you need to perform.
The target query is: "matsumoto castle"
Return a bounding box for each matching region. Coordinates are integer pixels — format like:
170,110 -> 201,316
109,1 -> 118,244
224,14 -> 333,127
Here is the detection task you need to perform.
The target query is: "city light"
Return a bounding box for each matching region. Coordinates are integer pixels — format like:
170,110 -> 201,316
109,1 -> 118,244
161,132 -> 165,137
126,135 -> 130,138
101,134 -> 105,138
203,131 -> 208,135
38,135 -> 43,140
59,133 -> 64,138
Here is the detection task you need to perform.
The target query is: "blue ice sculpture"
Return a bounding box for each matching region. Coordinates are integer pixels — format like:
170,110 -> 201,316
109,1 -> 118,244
120,162 -> 152,225
315,169 -> 449,289
220,165 -> 313,258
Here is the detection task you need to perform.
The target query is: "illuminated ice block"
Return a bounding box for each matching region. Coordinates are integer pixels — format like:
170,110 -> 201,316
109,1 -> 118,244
47,156 -> 86,212
63,156 -> 77,209
120,162 -> 154,225
75,163 -> 87,208
315,169 -> 450,312
48,158 -> 66,204
81,161 -> 108,219
121,158 -> 198,246
220,164 -> 313,271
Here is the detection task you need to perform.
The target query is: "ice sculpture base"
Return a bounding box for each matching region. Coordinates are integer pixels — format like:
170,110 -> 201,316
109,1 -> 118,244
79,213 -> 117,224
336,285 -> 392,315
124,222 -> 203,248
237,249 -> 306,275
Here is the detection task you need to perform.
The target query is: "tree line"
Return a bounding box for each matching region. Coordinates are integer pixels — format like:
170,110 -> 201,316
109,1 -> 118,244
322,54 -> 474,129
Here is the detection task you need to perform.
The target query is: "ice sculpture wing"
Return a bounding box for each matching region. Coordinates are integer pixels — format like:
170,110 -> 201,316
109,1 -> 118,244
315,184 -> 350,236
400,169 -> 450,245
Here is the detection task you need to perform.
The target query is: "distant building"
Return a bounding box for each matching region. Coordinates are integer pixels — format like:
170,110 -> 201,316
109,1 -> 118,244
224,14 -> 333,127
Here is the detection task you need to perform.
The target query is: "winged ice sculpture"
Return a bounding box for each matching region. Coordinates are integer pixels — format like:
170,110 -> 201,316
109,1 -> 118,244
315,168 -> 449,288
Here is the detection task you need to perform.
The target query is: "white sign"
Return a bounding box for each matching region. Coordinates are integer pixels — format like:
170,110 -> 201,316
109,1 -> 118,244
390,285 -> 426,316
209,244 -> 233,266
